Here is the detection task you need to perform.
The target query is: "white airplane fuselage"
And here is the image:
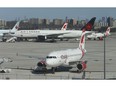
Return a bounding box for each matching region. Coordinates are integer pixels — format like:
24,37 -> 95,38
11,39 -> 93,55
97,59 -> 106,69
46,48 -> 83,67
11,30 -> 90,39
87,32 -> 109,40
87,27 -> 111,40
0,30 -> 11,36
87,33 -> 104,38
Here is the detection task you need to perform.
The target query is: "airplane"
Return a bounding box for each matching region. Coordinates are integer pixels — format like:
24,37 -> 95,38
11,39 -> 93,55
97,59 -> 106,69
34,29 -> 87,74
9,17 -> 96,42
0,57 -> 13,73
9,22 -> 68,42
0,21 -> 20,42
87,27 -> 111,40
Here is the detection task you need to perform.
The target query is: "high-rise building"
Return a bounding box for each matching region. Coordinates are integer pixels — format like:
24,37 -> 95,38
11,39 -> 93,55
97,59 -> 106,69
53,19 -> 63,25
43,19 -> 50,25
29,18 -> 38,24
0,19 -> 6,28
69,19 -> 77,26
107,17 -> 113,27
113,19 -> 116,28
38,19 -> 43,24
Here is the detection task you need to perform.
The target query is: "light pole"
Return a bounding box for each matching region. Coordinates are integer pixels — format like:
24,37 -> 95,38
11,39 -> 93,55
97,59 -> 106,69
104,34 -> 106,79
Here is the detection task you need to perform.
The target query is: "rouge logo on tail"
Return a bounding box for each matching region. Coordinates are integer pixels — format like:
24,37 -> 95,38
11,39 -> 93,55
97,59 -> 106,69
61,23 -> 68,30
63,25 -> 67,29
105,27 -> 110,36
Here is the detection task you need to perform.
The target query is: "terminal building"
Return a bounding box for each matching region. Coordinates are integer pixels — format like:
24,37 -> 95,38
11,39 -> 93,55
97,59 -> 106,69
0,19 -> 6,29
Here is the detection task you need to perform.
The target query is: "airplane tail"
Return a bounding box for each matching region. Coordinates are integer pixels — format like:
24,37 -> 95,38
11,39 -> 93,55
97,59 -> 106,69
61,23 -> 68,30
105,27 -> 111,36
81,17 -> 96,31
79,30 -> 86,51
11,21 -> 20,32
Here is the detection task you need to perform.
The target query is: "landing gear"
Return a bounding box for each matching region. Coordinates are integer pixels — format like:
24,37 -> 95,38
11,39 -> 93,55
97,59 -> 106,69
60,38 -> 63,41
51,67 -> 57,74
16,37 -> 23,42
50,39 -> 56,43
88,38 -> 91,40
65,39 -> 69,41
2,39 -> 7,42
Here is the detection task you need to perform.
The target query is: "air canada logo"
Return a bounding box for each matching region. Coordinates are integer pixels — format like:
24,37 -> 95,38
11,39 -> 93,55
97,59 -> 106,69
15,26 -> 19,30
85,23 -> 92,30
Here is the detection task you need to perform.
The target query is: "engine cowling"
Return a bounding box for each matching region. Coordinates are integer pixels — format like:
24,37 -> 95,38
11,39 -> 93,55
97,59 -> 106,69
37,61 -> 46,67
98,37 -> 103,40
77,61 -> 87,71
37,35 -> 47,42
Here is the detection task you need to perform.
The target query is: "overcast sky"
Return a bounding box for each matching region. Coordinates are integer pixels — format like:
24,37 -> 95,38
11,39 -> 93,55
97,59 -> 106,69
0,8 -> 116,21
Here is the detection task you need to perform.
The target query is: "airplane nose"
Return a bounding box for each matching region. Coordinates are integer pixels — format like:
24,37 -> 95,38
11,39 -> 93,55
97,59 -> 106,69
46,60 -> 52,66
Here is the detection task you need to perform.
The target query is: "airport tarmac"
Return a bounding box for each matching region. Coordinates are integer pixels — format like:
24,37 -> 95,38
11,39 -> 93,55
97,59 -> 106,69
0,33 -> 116,79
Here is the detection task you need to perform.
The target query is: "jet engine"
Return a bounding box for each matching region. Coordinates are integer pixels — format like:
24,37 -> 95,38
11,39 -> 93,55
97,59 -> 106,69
98,37 -> 103,40
33,61 -> 47,72
37,61 -> 46,67
37,35 -> 47,42
77,61 -> 87,71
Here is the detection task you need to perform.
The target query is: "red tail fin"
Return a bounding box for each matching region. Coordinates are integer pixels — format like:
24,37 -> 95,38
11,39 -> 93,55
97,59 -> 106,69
12,21 -> 20,31
61,23 -> 68,30
81,17 -> 96,31
105,27 -> 110,36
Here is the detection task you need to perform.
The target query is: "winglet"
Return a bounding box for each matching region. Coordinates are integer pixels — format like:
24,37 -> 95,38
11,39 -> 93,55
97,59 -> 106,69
81,17 -> 96,31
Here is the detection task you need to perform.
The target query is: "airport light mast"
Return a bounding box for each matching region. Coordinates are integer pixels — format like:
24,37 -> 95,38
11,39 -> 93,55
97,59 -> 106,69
104,34 -> 106,79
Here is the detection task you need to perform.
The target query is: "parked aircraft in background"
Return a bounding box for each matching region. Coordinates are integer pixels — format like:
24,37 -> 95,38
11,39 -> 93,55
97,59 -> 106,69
87,27 -> 111,40
9,22 -> 68,42
35,29 -> 87,73
9,17 -> 96,42
58,17 -> 96,41
0,22 -> 20,42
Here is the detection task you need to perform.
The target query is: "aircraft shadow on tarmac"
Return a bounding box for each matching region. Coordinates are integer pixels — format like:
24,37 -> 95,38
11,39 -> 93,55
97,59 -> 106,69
8,66 -> 73,74
31,66 -> 73,74
6,66 -> 116,75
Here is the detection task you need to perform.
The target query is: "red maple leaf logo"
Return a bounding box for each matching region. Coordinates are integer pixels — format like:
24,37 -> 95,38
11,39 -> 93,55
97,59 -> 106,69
85,23 -> 92,30
15,26 -> 19,30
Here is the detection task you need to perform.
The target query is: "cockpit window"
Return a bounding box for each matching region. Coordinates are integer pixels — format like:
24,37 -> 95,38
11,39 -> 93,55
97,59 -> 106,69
46,56 -> 56,59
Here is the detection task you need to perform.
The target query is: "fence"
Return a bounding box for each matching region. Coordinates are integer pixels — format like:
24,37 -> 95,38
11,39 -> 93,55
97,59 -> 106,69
0,71 -> 116,80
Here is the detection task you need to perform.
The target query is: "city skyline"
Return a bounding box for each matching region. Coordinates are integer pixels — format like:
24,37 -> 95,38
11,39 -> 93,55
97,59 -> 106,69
0,8 -> 116,21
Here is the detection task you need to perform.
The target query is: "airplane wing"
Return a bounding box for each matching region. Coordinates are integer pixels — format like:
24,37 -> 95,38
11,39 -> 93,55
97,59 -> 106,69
42,32 -> 70,37
85,31 -> 94,34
